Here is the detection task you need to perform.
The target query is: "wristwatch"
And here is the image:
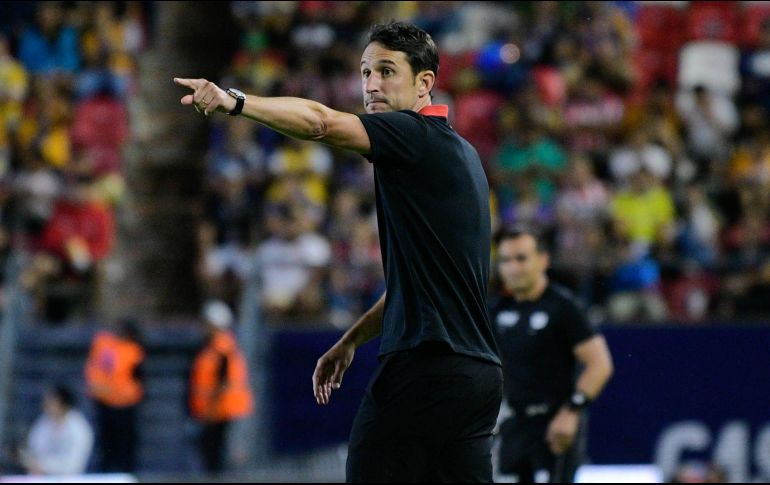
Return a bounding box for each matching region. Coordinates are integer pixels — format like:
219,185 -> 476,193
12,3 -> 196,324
568,391 -> 591,411
226,88 -> 246,116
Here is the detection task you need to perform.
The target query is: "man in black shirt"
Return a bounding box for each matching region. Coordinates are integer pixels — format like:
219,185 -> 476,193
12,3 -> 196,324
490,228 -> 614,483
175,21 -> 502,483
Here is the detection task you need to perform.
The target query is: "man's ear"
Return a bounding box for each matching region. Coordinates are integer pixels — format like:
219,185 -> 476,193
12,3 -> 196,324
417,70 -> 436,98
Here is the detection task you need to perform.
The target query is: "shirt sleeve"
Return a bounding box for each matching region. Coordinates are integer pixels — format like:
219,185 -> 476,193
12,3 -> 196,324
356,111 -> 428,166
562,299 -> 596,348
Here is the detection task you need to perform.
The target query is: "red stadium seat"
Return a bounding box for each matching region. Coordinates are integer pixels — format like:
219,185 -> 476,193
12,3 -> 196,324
741,3 -> 770,48
632,48 -> 678,91
436,51 -> 477,92
689,1 -> 735,11
453,89 -> 505,163
685,4 -> 740,43
532,66 -> 566,107
632,49 -> 663,91
661,49 -> 679,86
437,53 -> 463,92
70,96 -> 129,174
636,5 -> 684,51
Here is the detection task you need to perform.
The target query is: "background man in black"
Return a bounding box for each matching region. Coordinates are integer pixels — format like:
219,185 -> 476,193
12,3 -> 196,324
175,22 -> 502,483
490,228 -> 614,483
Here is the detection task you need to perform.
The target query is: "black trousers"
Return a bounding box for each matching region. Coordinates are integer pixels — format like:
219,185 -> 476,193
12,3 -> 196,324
201,421 -> 230,473
95,402 -> 138,473
346,344 -> 503,483
497,412 -> 585,483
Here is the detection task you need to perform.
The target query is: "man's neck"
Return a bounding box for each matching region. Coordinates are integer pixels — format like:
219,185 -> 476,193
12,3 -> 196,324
52,412 -> 68,423
509,275 -> 548,302
413,98 -> 431,113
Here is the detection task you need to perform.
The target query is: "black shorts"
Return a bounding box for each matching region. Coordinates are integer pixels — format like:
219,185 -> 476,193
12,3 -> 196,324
346,343 -> 503,483
496,412 -> 585,483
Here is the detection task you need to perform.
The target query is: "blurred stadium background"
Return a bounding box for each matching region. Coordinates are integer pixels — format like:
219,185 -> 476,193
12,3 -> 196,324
0,0 -> 769,482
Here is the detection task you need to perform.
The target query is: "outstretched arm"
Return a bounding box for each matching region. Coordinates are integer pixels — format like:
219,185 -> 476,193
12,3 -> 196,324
312,293 -> 385,405
174,77 -> 371,154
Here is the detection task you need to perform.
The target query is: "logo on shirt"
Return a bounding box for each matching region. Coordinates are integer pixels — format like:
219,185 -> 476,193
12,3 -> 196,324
529,312 -> 549,331
496,311 -> 520,329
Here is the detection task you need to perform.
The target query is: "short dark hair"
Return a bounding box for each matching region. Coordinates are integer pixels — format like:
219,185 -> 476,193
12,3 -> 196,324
49,384 -> 76,409
366,22 -> 439,79
119,317 -> 143,344
494,226 -> 549,253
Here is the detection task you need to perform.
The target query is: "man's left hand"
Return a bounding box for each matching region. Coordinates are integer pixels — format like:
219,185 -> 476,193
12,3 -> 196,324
546,407 -> 579,454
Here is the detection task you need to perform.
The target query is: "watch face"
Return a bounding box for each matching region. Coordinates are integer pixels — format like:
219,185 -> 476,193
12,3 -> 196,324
228,88 -> 245,99
572,393 -> 586,405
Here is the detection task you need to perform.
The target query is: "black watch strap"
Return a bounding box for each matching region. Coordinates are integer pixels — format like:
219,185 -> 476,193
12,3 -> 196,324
229,96 -> 245,116
226,88 -> 246,116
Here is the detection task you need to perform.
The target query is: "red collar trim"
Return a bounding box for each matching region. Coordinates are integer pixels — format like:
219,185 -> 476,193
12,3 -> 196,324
418,105 -> 449,117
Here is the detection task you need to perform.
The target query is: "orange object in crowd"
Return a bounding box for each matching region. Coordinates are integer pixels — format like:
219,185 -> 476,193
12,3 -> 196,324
189,330 -> 254,423
85,331 -> 145,408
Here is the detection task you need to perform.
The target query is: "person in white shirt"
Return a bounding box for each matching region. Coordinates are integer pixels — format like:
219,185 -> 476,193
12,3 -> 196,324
676,85 -> 738,165
22,385 -> 94,476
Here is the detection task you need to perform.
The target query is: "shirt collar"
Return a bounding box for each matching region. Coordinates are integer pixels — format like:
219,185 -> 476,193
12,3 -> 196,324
417,105 -> 449,118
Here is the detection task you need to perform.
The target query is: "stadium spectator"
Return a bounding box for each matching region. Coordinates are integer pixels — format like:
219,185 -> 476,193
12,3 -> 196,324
610,168 -> 676,250
199,161 -> 260,307
676,84 -> 738,172
254,204 -> 330,319
12,150 -> 61,238
676,184 -> 721,267
0,33 -> 28,175
189,300 -> 254,474
0,0 -> 146,324
554,154 -> 610,268
606,237 -> 668,323
18,2 -> 79,75
495,123 -> 567,205
85,319 -> 145,473
8,1 -> 764,334
662,261 -> 719,323
741,18 -> 770,113
34,175 -> 113,320
199,1 -> 770,327
608,130 -> 672,184
20,384 -> 94,476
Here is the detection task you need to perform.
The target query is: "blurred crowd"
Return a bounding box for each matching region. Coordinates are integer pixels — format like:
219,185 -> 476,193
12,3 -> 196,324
0,1 -> 148,322
197,1 -> 770,327
2,1 -> 769,328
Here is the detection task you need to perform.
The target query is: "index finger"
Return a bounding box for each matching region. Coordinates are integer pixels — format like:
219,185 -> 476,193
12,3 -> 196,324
173,77 -> 203,90
312,367 -> 322,391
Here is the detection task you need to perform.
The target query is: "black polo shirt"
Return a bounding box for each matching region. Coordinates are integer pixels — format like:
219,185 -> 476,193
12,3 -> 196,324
489,283 -> 595,407
357,105 -> 500,365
